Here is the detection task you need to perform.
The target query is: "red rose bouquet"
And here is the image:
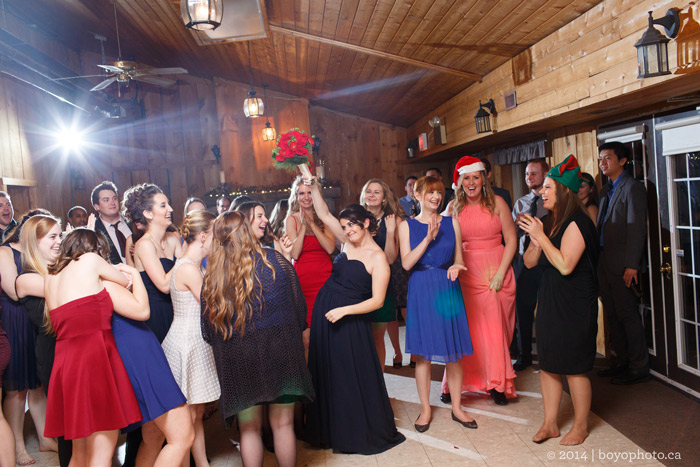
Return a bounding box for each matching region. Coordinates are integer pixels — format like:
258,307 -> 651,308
272,128 -> 315,177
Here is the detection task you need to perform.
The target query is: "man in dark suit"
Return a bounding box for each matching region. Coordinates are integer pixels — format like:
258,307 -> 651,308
596,142 -> 649,385
91,181 -> 131,264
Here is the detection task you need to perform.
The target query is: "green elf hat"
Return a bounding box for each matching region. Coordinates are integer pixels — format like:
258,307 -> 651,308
546,154 -> 584,193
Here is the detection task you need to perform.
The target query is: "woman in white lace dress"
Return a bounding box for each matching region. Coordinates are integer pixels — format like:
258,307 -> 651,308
162,210 -> 220,467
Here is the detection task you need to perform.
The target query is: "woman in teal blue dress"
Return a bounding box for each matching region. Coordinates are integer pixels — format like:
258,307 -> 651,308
398,176 -> 476,432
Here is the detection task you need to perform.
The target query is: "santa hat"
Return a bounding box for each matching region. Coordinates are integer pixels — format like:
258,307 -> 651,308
452,156 -> 485,190
546,154 -> 584,193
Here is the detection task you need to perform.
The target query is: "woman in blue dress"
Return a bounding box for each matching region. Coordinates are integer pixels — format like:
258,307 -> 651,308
121,184 -> 193,466
303,176 -> 405,455
397,176 -> 476,432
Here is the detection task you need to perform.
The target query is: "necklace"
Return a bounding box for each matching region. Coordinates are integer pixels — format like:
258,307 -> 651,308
146,232 -> 167,253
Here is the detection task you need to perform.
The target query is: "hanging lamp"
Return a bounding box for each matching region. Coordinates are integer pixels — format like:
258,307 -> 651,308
181,0 -> 223,31
261,84 -> 276,141
243,42 -> 264,118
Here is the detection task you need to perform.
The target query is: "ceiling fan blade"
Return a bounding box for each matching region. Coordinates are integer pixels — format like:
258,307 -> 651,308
97,64 -> 125,73
143,67 -> 188,75
90,77 -> 118,91
132,75 -> 176,87
53,74 -> 111,81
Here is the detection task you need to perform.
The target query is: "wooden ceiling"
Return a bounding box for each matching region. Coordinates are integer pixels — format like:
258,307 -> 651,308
11,0 -> 604,127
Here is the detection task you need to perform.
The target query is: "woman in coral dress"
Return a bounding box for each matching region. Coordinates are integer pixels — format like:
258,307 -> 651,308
440,156 -> 518,405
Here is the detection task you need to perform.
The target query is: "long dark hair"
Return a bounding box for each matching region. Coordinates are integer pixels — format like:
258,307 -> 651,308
543,181 -> 586,238
580,172 -> 599,207
49,228 -> 111,275
235,201 -> 274,245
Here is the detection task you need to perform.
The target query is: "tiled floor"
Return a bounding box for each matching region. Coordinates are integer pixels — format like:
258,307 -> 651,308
23,330 -> 667,467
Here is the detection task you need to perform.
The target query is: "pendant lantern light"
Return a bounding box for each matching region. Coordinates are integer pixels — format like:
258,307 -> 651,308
261,84 -> 276,141
243,42 -> 264,118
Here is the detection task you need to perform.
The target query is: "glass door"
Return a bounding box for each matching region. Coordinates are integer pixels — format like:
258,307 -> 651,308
655,110 -> 700,391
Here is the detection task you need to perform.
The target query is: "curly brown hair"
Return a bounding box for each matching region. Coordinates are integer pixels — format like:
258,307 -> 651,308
121,183 -> 163,226
202,211 -> 275,339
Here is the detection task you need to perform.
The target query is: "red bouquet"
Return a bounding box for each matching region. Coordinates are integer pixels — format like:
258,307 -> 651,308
272,128 -> 315,174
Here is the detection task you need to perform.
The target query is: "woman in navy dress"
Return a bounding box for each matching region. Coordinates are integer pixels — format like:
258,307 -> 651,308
303,175 -> 405,455
122,184 -> 193,466
0,209 -> 57,465
398,176 -> 476,432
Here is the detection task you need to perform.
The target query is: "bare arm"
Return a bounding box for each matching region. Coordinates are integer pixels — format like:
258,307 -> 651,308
520,216 -> 585,275
398,215 -> 439,270
16,273 -> 45,299
135,240 -> 172,293
309,180 -> 346,242
175,262 -> 204,303
382,215 -> 399,264
104,267 -> 150,321
306,217 -> 336,255
285,214 -> 305,261
325,255 -> 389,323
447,217 -> 467,281
523,239 -> 543,269
489,197 -> 517,290
0,247 -> 19,301
125,236 -> 135,267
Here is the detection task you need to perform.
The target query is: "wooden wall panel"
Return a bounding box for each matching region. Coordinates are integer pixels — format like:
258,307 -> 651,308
406,0 -> 698,162
309,105 -> 407,210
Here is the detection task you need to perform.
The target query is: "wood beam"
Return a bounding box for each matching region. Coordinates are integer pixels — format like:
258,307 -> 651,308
269,25 -> 482,82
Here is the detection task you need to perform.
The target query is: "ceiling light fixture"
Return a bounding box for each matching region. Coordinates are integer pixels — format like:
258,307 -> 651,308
634,9 -> 681,79
474,99 -> 497,134
243,42 -> 264,118
261,84 -> 276,141
182,0 -> 224,31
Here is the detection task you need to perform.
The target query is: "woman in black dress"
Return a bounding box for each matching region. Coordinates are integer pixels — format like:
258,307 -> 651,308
303,176 -> 405,454
518,155 -> 599,446
202,211 -> 313,467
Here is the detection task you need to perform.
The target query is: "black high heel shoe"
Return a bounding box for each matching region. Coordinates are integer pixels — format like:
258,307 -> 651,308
451,411 -> 477,429
392,355 -> 403,369
414,415 -> 430,433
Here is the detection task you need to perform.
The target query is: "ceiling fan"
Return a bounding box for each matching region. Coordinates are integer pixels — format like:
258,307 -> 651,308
54,1 -> 187,92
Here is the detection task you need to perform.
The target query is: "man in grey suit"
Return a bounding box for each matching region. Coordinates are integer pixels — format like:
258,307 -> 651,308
596,142 -> 649,385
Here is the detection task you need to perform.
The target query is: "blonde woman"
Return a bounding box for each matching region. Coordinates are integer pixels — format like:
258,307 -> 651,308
202,211 -> 313,467
16,215 -> 71,466
359,179 -> 402,370
162,210 -> 220,467
285,177 -> 335,351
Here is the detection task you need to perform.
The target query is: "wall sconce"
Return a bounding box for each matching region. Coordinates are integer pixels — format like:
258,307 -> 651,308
428,116 -> 447,144
70,168 -> 85,191
243,42 -> 264,118
181,0 -> 223,31
474,99 -> 497,134
261,84 -> 276,141
634,8 -> 681,79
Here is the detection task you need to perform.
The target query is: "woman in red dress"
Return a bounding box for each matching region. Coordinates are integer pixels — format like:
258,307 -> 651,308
285,176 -> 335,355
44,229 -> 148,466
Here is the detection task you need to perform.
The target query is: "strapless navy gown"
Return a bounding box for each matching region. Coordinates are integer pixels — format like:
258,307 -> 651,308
305,253 -> 405,454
